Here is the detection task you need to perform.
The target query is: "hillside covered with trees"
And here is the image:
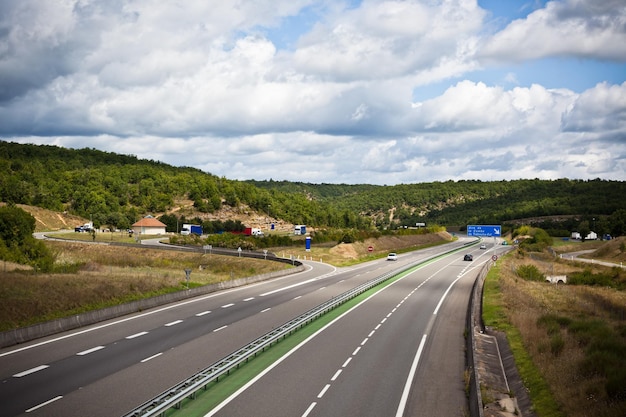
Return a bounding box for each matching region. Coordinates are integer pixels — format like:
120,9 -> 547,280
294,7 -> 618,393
2,142 -> 625,237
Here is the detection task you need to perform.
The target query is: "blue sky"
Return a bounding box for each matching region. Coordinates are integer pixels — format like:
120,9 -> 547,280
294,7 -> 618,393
1,0 -> 625,185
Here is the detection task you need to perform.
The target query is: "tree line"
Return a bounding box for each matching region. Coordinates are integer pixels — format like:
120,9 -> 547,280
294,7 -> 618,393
2,142 -> 625,236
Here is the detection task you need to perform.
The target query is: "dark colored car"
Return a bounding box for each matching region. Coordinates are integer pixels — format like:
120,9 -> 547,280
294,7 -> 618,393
464,254 -> 473,261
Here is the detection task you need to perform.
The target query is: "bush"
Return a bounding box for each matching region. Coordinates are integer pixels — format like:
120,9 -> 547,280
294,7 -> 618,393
516,264 -> 544,282
0,204 -> 55,272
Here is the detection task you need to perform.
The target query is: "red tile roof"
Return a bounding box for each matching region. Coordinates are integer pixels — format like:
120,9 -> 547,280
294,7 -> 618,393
132,217 -> 166,227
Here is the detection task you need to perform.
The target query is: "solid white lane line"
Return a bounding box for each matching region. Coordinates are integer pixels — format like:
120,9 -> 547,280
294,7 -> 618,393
126,331 -> 149,339
221,303 -> 235,308
76,345 -> 105,356
331,369 -> 342,381
317,384 -> 331,398
25,395 -> 63,412
13,365 -> 49,378
395,334 -> 428,417
433,273 -> 466,315
213,325 -> 228,332
165,320 -> 183,327
141,352 -> 162,363
196,310 -> 211,316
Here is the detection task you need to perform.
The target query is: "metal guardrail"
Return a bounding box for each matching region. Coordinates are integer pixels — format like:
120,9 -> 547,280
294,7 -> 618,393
122,241 -> 477,417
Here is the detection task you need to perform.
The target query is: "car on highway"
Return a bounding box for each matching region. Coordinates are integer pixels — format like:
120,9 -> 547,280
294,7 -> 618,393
387,253 -> 398,261
463,254 -> 473,261
480,244 -> 486,249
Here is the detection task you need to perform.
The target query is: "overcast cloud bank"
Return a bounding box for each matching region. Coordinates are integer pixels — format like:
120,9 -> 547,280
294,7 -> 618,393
1,0 -> 625,184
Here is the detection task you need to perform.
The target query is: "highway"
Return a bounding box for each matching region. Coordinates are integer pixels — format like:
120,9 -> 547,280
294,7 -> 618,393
0,238 -> 481,417
206,241 -> 498,417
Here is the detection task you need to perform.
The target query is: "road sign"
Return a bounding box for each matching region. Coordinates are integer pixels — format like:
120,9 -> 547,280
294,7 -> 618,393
368,246 -> 373,252
492,255 -> 498,261
467,225 -> 501,237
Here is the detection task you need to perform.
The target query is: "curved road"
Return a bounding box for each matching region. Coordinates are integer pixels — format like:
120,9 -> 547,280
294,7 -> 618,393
207,241 -> 502,417
1,238 -> 478,416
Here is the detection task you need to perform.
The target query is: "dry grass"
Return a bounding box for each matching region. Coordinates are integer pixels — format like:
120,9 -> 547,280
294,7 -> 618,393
492,252 -> 626,417
272,231 -> 453,266
0,240 -> 289,331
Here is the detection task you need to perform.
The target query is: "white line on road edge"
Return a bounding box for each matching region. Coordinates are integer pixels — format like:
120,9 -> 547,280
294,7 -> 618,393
395,334 -> 427,417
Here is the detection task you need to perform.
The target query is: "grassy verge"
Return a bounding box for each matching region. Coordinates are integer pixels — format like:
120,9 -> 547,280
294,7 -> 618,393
483,251 -> 626,417
483,260 -> 565,417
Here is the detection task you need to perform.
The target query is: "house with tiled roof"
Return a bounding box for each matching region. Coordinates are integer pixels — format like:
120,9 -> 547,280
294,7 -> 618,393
131,215 -> 167,235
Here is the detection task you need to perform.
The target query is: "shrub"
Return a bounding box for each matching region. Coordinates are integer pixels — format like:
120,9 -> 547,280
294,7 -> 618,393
516,264 -> 544,282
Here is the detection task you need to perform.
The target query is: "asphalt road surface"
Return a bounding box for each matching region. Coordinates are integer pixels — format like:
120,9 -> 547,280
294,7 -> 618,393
0,238 -> 480,417
206,242 -> 497,417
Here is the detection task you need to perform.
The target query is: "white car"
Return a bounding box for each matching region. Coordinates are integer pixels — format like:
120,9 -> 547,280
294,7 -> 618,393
480,244 -> 486,249
387,253 -> 398,261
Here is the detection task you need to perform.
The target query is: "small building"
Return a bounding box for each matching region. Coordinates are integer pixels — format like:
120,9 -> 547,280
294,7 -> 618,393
132,216 -> 167,235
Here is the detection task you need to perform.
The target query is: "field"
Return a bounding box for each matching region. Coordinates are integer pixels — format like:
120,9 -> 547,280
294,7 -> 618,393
483,238 -> 626,417
0,240 -> 291,331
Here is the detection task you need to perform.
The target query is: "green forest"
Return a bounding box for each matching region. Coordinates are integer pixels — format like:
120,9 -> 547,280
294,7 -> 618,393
2,141 -> 626,237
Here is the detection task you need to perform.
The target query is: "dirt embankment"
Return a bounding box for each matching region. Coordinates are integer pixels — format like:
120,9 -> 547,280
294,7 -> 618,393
329,232 -> 453,260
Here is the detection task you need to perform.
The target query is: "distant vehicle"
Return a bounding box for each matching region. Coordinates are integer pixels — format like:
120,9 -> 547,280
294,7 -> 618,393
181,224 -> 202,236
387,253 -> 398,261
480,244 -> 486,249
464,254 -> 473,261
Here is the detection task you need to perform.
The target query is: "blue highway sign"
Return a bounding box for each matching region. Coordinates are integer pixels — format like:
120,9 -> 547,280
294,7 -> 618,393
467,225 -> 501,237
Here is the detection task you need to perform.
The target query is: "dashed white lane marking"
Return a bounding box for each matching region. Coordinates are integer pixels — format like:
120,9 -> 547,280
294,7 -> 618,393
302,402 -> 317,417
126,331 -> 149,339
261,308 -> 271,313
13,365 -> 49,378
165,320 -> 183,327
360,338 -> 369,346
25,395 -> 63,412
243,297 -> 255,302
76,345 -> 105,356
331,369 -> 342,381
294,296 -> 302,300
317,384 -> 331,398
221,303 -> 235,308
213,325 -> 228,332
141,352 -> 162,363
352,346 -> 361,356
196,310 -> 211,316
342,357 -> 352,368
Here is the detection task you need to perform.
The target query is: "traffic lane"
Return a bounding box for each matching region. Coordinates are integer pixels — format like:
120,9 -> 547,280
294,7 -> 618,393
6,258 -> 414,417
25,265 -> 419,417
402,266 -> 479,417
0,259 -> 335,374
2,271 -> 357,416
2,242 -> 466,415
208,255 -> 467,417
0,239 -> 442,378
